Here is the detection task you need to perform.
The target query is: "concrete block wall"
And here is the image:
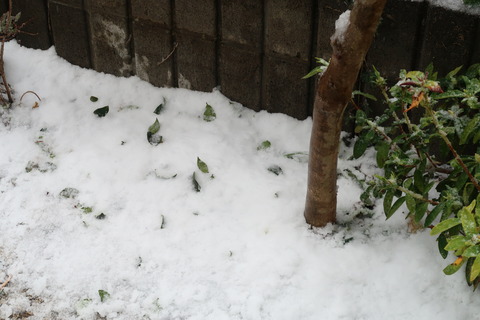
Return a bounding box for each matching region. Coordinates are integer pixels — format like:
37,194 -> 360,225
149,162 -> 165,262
4,0 -> 480,120
131,0 -> 173,87
84,0 -> 133,77
11,0 -> 51,50
219,0 -> 262,111
48,0 -> 91,68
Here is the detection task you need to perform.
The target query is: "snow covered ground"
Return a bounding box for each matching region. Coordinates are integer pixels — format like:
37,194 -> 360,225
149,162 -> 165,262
0,43 -> 478,319
430,0 -> 480,14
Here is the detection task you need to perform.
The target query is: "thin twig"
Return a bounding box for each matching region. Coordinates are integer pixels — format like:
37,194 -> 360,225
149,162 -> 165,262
426,107 -> 480,192
20,90 -> 41,102
0,275 -> 12,289
384,181 -> 440,205
158,42 -> 178,66
349,98 -> 361,110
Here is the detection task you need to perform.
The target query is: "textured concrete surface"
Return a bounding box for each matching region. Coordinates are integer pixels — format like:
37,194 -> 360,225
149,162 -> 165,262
219,44 -> 262,111
263,55 -> 310,119
131,0 -> 170,26
86,11 -> 132,77
132,18 -> 173,87
12,0 -> 51,50
176,32 -> 216,91
220,0 -> 262,48
48,1 -> 91,68
419,6 -> 477,76
265,0 -> 312,61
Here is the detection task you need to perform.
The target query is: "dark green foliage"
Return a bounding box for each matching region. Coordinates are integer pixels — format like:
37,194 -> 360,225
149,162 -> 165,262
357,65 -> 480,289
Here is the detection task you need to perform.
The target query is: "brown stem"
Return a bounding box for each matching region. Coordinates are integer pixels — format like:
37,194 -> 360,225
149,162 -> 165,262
350,98 -> 361,111
427,107 -> 480,192
20,90 -> 41,102
0,275 -> 12,289
433,166 -> 453,175
445,140 -> 480,191
0,39 -> 13,104
381,180 -> 440,206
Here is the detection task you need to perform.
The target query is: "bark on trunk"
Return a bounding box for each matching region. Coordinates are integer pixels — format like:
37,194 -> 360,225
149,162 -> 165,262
304,0 -> 387,227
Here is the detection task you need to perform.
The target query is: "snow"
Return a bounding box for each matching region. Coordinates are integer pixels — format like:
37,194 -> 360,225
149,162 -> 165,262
331,10 -> 351,44
0,42 -> 478,319
428,0 -> 480,14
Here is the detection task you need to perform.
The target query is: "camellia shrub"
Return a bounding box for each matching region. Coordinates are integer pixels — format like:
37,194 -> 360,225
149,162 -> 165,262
354,64 -> 480,289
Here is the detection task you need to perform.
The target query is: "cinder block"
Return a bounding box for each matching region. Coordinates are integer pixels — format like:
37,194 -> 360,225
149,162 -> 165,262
265,0 -> 312,61
1,1 -> 8,14
175,0 -> 216,37
49,0 -> 82,9
367,0 -> 425,80
84,0 -> 127,17
87,12 -> 132,77
132,18 -> 173,87
48,1 -> 91,68
262,55 -> 310,120
131,0 -> 170,27
176,32 -> 216,91
419,6 -> 476,76
220,0 -> 262,48
469,21 -> 480,65
361,0 -> 426,118
219,44 -> 261,110
316,0 -> 350,60
12,0 -> 51,50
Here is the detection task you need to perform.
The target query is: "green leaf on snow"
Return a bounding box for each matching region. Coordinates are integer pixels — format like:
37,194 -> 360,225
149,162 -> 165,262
267,165 -> 283,176
147,118 -> 163,145
257,140 -> 271,151
203,103 -> 216,122
154,98 -> 166,115
93,106 -> 109,117
197,157 -> 209,174
98,290 -> 110,302
192,172 -> 201,192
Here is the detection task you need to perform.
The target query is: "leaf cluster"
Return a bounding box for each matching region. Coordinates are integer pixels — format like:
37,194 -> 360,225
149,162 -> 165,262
0,11 -> 21,41
355,64 -> 480,289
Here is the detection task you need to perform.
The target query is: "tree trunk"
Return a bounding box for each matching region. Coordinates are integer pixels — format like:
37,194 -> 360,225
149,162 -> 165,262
304,0 -> 387,227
